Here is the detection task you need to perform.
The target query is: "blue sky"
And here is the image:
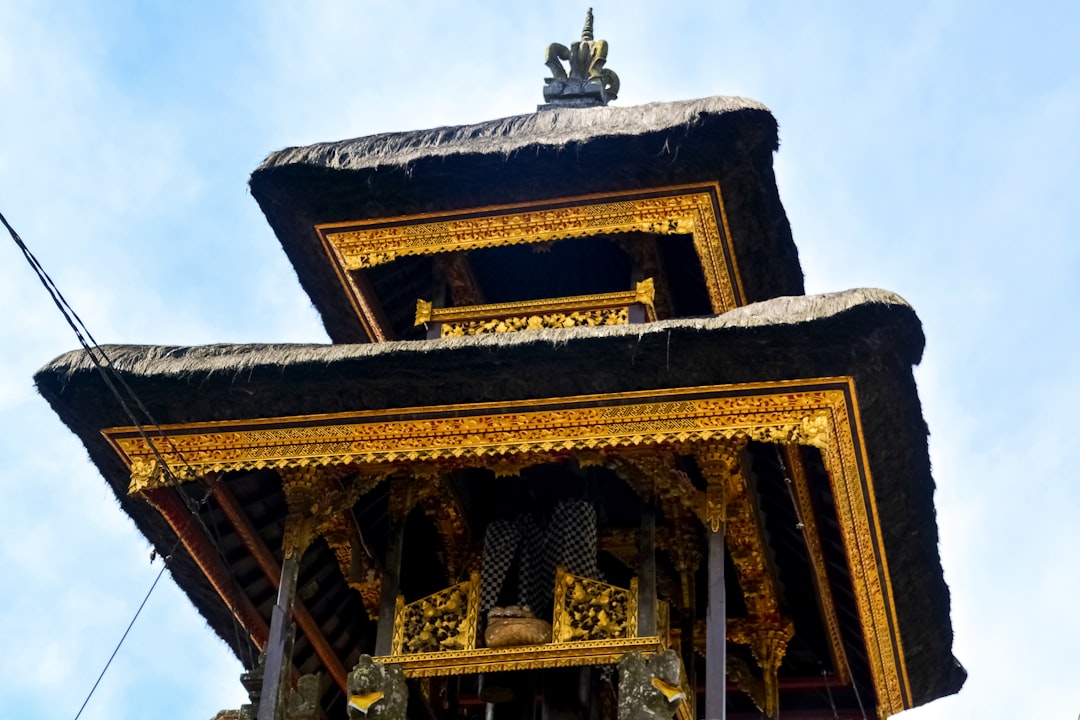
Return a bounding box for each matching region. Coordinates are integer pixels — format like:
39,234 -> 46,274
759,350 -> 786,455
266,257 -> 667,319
1,2 -> 1077,718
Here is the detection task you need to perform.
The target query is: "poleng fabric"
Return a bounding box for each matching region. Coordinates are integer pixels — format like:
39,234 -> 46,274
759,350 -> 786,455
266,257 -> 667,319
479,500 -> 602,617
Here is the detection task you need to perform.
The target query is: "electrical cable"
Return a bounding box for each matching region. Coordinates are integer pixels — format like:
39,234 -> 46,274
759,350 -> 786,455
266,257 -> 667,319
2,209 -> 258,715
72,551 -> 173,720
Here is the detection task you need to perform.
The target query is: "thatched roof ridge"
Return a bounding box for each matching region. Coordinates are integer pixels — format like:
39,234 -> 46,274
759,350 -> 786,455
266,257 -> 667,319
40,288 -> 909,381
258,97 -> 772,171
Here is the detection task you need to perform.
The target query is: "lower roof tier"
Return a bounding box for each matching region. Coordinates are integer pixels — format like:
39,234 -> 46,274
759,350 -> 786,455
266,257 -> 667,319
36,288 -> 965,718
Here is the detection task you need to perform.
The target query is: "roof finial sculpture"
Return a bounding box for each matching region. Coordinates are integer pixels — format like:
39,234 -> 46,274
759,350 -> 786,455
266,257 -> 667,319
581,7 -> 595,41
541,7 -> 620,109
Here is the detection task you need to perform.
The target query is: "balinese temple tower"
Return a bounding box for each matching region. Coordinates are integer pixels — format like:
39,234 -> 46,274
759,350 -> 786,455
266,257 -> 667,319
37,11 -> 965,720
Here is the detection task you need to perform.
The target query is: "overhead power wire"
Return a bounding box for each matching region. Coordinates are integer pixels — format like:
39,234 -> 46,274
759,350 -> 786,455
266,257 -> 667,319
2,210 -> 257,716
71,554 -> 171,720
3,210 -> 202,507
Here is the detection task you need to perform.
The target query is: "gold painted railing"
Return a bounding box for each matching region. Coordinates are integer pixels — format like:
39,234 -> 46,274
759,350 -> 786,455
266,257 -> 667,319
389,572 -> 481,656
377,568 -> 670,678
415,279 -> 656,338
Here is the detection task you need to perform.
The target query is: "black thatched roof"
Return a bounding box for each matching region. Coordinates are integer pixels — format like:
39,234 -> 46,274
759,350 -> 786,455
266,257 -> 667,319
249,97 -> 803,344
36,289 -> 964,710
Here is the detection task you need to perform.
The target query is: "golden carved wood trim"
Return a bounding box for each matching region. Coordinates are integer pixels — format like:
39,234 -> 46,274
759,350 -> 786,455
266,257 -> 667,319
416,278 -> 656,328
315,184 -> 745,340
105,378 -> 909,714
390,572 -> 481,656
782,444 -> 852,685
374,636 -> 667,678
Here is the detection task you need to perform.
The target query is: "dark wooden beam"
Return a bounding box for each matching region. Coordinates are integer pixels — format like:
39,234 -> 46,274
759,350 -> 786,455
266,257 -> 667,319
706,525 -> 727,720
375,516 -> 406,656
209,480 -> 349,691
143,487 -> 269,649
638,500 -> 657,637
258,550 -> 301,720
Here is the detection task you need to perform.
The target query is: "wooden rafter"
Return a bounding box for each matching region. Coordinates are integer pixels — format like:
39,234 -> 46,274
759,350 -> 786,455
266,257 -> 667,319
143,486 -> 269,650
208,479 -> 349,691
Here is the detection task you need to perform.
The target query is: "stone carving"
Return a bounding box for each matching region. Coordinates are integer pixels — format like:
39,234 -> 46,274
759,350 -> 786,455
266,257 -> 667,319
543,8 -> 619,107
284,673 -> 322,720
347,655 -> 408,720
617,650 -> 685,720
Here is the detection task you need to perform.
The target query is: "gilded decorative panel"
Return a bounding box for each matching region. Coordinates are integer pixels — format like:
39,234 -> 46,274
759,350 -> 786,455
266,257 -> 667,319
552,568 -> 637,643
391,572 -> 480,656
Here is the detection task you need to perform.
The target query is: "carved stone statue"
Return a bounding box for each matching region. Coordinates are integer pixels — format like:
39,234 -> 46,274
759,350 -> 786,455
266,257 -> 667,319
284,673 -> 322,720
347,655 -> 408,720
542,8 -> 620,108
617,650 -> 686,720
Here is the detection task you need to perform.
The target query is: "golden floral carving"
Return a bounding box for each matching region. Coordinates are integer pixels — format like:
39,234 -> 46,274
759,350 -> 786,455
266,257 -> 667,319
726,656 -> 766,714
695,438 -> 747,532
391,572 -> 480,656
729,618 -> 795,719
382,474 -> 473,581
441,308 -> 630,337
416,279 -> 656,338
552,568 -> 636,643
414,476 -> 474,582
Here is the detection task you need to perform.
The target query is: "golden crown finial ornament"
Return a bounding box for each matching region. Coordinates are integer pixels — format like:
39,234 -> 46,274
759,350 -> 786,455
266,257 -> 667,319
541,7 -> 620,108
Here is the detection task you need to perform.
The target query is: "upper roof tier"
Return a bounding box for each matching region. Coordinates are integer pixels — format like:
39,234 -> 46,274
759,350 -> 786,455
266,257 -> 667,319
250,97 -> 803,344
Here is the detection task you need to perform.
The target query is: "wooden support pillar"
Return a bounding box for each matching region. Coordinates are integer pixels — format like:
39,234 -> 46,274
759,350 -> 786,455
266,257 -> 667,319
209,480 -> 350,691
679,566 -> 698,716
699,441 -> 742,720
258,547 -> 302,720
705,521 -> 726,720
376,488 -> 408,656
638,500 -> 657,637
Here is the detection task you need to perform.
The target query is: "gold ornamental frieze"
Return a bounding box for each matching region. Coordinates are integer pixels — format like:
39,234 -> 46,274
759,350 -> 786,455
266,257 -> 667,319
316,184 -> 746,316
415,279 -> 657,338
109,387 -> 838,489
103,377 -> 909,714
374,636 -> 667,678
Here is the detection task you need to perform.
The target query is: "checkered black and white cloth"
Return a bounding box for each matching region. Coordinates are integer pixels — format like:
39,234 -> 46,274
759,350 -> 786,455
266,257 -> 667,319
480,500 -> 602,616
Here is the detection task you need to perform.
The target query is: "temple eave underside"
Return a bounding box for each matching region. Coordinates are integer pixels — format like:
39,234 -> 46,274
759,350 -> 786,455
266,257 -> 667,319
107,377 -> 908,718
